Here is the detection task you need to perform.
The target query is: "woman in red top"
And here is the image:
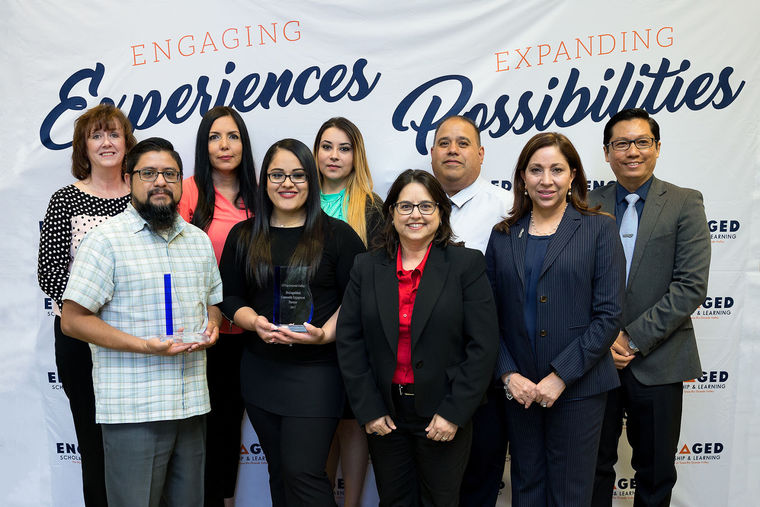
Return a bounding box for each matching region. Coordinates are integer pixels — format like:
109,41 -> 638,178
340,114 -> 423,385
178,106 -> 257,507
337,170 -> 499,506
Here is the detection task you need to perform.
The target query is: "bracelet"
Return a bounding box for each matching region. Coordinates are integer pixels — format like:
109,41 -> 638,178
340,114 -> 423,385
503,373 -> 514,400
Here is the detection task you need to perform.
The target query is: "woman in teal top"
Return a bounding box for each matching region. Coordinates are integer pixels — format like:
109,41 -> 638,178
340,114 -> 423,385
313,117 -> 383,506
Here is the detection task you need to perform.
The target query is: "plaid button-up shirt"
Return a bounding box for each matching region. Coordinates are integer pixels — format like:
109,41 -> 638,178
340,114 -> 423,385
63,204 -> 222,424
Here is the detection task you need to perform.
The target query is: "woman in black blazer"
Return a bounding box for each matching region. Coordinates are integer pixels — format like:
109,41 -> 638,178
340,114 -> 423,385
336,169 -> 498,507
485,133 -> 625,506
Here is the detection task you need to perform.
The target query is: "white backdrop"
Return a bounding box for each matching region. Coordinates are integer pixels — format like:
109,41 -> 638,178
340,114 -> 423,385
1,1 -> 759,506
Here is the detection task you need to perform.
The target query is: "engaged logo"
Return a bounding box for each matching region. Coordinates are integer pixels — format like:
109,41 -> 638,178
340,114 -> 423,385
612,477 -> 636,499
683,370 -> 729,393
676,442 -> 724,464
490,180 -> 512,191
56,442 -> 81,463
240,442 -> 267,464
708,219 -> 740,243
693,296 -> 735,320
43,297 -> 55,317
47,371 -> 63,391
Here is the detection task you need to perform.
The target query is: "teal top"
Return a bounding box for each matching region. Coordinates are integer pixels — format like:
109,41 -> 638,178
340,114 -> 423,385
320,188 -> 347,222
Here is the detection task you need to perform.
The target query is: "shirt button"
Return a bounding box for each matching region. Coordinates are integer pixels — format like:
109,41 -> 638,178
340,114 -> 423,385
539,295 -> 547,303
403,314 -> 407,318
415,361 -> 424,369
540,330 -> 547,337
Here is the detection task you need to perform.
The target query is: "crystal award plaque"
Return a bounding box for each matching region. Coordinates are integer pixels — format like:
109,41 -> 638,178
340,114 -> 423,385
149,273 -> 210,344
273,266 -> 314,332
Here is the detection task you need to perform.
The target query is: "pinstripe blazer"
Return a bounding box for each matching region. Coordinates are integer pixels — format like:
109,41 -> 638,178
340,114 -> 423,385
486,205 -> 625,398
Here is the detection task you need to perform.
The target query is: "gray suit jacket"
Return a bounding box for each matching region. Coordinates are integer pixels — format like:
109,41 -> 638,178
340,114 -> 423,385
588,176 -> 710,385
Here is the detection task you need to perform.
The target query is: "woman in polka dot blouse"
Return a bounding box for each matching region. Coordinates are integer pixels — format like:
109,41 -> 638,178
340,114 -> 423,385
37,104 -> 136,507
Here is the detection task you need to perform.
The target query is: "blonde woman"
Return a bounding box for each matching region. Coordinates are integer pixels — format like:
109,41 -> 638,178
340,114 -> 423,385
313,117 -> 382,505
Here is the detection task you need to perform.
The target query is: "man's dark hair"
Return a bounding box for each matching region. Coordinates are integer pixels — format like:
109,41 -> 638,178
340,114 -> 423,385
603,108 -> 660,146
432,115 -> 482,147
126,137 -> 183,174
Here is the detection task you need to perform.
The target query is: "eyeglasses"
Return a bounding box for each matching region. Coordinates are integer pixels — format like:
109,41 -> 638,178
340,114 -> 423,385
133,168 -> 181,183
394,201 -> 438,215
267,172 -> 308,184
607,137 -> 657,152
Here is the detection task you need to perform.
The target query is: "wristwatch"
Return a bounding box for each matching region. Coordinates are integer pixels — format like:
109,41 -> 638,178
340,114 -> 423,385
503,373 -> 514,400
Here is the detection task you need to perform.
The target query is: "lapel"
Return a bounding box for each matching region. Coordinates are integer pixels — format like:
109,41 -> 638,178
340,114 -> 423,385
628,176 -> 666,284
410,246 -> 449,350
510,215 -> 530,292
539,205 -> 581,278
374,256 -> 400,353
594,183 -> 617,215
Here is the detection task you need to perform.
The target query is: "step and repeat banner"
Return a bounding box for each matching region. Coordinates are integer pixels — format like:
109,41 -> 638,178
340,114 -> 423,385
1,1 -> 758,506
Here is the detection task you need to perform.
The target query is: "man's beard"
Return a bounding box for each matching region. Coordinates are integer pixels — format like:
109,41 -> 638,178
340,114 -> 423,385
133,189 -> 179,233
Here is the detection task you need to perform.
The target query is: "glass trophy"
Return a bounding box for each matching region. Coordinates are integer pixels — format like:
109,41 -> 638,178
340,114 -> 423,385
273,266 -> 314,332
151,273 -> 210,344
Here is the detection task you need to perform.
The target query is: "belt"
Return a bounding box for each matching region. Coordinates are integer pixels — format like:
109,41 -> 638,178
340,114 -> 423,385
393,383 -> 415,396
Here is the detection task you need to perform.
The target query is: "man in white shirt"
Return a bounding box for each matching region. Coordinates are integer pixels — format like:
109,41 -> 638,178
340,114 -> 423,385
430,115 -> 512,253
430,115 -> 512,506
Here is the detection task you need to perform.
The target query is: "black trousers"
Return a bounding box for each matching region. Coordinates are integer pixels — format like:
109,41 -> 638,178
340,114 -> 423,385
591,367 -> 683,507
54,316 -> 108,507
204,334 -> 245,505
459,383 -> 509,507
246,403 -> 338,507
367,391 -> 472,507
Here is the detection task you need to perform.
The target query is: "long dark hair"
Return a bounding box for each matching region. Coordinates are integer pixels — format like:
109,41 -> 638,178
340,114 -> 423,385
496,132 -> 602,233
238,139 -> 325,286
192,106 -> 257,231
377,169 -> 456,258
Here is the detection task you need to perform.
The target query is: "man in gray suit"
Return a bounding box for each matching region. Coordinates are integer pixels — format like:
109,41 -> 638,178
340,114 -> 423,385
589,108 -> 710,507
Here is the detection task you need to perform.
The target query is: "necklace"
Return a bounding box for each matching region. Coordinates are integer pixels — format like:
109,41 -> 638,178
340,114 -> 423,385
270,219 -> 304,228
529,203 -> 567,236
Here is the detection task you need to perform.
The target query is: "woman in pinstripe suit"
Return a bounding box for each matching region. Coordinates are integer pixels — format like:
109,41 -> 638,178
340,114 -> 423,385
485,132 -> 625,506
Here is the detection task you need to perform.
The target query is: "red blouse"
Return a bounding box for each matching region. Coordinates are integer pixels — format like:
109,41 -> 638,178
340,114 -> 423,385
392,243 -> 432,384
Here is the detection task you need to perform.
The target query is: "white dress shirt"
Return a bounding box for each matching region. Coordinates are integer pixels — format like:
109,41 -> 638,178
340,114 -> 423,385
449,177 -> 512,253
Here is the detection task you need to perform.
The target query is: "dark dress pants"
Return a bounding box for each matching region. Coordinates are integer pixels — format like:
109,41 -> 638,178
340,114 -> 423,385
204,334 -> 245,505
591,367 -> 683,507
246,403 -> 339,507
459,383 -> 509,507
507,392 -> 606,507
54,316 -> 108,507
367,391 -> 472,507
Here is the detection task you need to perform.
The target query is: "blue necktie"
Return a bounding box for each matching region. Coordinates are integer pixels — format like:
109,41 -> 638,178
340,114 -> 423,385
620,194 -> 640,283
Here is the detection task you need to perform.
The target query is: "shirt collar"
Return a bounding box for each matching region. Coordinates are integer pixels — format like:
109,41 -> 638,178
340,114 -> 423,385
616,176 -> 653,205
448,177 -> 484,209
396,242 -> 433,276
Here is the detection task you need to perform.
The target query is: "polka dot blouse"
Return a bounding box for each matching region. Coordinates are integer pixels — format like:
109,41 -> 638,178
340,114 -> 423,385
37,184 -> 130,313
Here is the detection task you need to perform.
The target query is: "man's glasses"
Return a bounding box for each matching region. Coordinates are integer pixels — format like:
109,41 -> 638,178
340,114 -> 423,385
133,168 -> 181,183
606,137 -> 656,152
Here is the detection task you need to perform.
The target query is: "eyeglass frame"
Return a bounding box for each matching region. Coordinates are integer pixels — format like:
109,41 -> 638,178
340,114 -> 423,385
131,168 -> 182,183
393,200 -> 439,215
605,137 -> 658,152
267,171 -> 308,184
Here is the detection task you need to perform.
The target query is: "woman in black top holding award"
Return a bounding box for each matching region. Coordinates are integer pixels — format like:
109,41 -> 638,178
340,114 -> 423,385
219,138 -> 365,506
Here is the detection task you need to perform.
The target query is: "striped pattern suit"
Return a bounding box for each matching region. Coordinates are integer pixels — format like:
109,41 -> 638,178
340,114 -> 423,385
486,205 -> 625,506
